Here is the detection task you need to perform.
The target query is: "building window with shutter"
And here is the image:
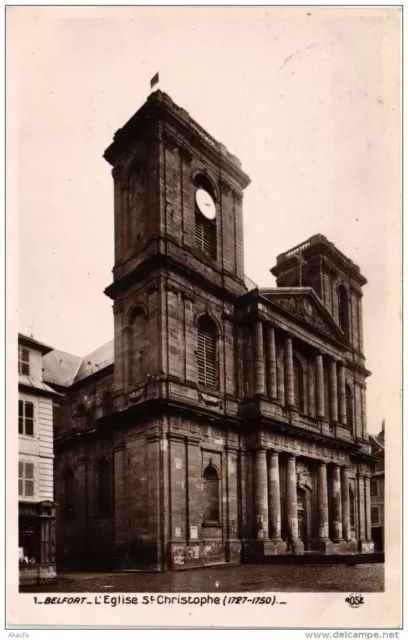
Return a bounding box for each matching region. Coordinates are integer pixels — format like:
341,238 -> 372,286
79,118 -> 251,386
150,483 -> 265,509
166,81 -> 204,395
18,460 -> 35,499
202,465 -> 220,523
18,400 -> 34,437
96,459 -> 113,517
18,346 -> 30,375
346,384 -> 354,430
197,315 -> 217,388
195,212 -> 216,258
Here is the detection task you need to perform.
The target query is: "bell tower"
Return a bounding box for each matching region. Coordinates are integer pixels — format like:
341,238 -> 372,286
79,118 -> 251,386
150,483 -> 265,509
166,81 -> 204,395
103,90 -> 251,408
271,234 -> 367,357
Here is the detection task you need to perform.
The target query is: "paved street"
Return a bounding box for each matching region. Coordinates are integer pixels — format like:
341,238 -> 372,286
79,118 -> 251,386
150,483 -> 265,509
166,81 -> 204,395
21,563 -> 384,593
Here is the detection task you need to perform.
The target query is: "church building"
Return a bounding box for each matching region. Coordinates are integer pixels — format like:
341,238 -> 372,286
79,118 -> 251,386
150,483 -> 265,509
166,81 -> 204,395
43,90 -> 375,571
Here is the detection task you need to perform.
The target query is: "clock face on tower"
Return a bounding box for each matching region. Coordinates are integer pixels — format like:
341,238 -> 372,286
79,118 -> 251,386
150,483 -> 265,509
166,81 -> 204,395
195,188 -> 216,220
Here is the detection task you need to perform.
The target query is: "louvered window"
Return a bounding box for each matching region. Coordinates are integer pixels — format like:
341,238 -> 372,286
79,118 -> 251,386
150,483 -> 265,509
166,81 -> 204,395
195,212 -> 216,258
346,385 -> 354,429
197,316 -> 217,388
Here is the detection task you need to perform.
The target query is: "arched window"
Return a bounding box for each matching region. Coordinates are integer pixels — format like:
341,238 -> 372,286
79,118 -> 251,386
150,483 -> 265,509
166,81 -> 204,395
194,173 -> 217,259
103,392 -> 113,416
128,307 -> 146,387
77,403 -> 86,417
202,465 -> 220,522
62,468 -> 75,521
76,402 -> 92,426
197,316 -> 217,388
346,384 -> 354,430
338,285 -> 349,339
349,486 -> 356,528
96,459 -> 112,517
293,357 -> 305,413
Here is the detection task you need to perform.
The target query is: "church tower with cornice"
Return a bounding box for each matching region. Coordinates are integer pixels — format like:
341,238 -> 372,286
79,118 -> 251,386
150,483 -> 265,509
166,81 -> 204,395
50,91 -> 375,572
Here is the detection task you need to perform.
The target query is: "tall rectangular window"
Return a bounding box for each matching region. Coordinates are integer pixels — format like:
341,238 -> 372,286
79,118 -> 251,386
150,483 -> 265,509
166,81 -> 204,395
370,479 -> 379,497
371,506 -> 380,525
18,346 -> 30,376
19,400 -> 34,436
197,317 -> 217,388
19,461 -> 35,498
195,213 -> 216,258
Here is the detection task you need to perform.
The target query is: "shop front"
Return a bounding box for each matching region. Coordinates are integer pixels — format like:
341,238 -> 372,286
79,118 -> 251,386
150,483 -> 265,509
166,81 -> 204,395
19,500 -> 56,586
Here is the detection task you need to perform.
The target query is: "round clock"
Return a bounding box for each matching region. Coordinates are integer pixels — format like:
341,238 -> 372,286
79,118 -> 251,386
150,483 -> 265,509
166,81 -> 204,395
195,188 -> 216,220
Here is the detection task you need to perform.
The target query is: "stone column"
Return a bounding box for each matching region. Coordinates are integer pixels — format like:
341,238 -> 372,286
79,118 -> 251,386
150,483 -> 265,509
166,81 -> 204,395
266,326 -> 278,400
315,355 -> 325,418
357,474 -> 366,541
317,463 -> 329,539
268,452 -> 282,540
361,387 -> 368,440
338,364 -> 347,425
365,476 -> 372,541
331,465 -> 343,541
253,321 -> 265,396
341,466 -> 351,541
286,455 -> 298,539
284,336 -> 295,407
329,361 -> 339,423
254,448 -> 268,539
307,361 -> 315,416
225,446 -> 240,562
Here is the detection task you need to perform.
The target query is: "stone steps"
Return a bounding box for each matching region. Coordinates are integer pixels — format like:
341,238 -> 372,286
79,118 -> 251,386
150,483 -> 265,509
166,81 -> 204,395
243,552 -> 385,565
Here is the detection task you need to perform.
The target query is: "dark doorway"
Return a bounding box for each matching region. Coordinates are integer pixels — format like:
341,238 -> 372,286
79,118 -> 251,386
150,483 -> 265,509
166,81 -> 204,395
371,527 -> 383,552
297,489 -> 309,549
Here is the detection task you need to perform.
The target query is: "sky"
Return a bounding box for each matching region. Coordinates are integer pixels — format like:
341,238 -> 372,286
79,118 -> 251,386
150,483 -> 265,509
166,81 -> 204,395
9,6 -> 401,434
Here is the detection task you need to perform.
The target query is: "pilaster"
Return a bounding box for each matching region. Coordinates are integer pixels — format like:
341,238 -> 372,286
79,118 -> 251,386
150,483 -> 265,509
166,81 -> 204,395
315,354 -> 325,418
284,336 -> 295,407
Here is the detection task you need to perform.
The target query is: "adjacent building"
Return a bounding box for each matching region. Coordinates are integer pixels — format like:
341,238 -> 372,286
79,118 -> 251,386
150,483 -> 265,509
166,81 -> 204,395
18,334 -> 58,585
43,91 -> 376,572
370,421 -> 385,552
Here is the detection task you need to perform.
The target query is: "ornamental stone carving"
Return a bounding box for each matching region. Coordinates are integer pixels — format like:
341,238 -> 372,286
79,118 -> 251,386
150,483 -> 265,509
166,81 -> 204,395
272,296 -> 338,339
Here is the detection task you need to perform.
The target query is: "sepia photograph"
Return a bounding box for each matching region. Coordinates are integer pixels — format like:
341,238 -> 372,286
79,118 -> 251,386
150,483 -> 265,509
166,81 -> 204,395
6,5 -> 401,629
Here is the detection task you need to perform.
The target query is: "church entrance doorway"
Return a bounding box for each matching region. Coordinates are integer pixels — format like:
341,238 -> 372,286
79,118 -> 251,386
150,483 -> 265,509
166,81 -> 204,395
297,489 -> 310,550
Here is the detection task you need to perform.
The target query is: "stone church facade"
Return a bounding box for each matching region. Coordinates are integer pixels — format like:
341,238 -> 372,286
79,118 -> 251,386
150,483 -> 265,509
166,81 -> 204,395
43,91 -> 375,571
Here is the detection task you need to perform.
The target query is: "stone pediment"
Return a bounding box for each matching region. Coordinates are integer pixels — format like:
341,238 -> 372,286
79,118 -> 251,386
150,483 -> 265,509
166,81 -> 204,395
260,288 -> 346,343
